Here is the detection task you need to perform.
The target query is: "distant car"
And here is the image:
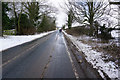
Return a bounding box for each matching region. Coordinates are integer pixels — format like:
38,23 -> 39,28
59,29 -> 62,32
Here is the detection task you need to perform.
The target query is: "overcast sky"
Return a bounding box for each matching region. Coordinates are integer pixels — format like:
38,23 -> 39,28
48,0 -> 68,27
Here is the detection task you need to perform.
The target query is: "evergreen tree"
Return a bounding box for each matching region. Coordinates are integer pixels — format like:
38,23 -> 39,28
2,2 -> 11,30
37,14 -> 56,32
67,9 -> 74,29
24,2 -> 40,28
38,14 -> 49,32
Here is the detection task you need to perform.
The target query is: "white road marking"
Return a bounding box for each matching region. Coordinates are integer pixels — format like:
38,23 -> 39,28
62,35 -> 79,79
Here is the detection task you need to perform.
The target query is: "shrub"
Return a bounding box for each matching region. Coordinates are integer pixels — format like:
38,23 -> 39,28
4,29 -> 16,35
66,26 -> 91,36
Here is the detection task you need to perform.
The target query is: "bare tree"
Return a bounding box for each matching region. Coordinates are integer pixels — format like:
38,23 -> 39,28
67,8 -> 74,29
69,0 -> 109,35
109,0 -> 120,29
60,0 -> 76,29
23,2 -> 40,26
18,2 -> 24,34
12,2 -> 19,34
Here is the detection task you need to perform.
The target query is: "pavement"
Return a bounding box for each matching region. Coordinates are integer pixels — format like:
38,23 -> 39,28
1,30 -> 102,79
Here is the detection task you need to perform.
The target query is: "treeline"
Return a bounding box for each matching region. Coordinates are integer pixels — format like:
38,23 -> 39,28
2,1 -> 56,35
64,0 -> 119,40
37,14 -> 56,32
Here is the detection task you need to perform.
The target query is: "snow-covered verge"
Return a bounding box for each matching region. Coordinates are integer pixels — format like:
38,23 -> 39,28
0,30 -> 55,52
111,30 -> 120,38
63,31 -> 119,79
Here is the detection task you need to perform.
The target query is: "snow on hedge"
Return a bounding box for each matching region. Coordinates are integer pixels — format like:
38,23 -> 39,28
63,31 -> 118,79
0,31 -> 55,51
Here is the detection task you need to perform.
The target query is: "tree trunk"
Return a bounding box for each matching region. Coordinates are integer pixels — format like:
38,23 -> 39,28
118,5 -> 120,29
18,3 -> 23,35
89,2 -> 94,36
13,2 -> 19,35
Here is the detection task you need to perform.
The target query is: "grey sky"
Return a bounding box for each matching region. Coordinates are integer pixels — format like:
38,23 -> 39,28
48,0 -> 68,27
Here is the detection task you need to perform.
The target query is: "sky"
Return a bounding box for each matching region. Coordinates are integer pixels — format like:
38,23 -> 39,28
48,0 -> 68,27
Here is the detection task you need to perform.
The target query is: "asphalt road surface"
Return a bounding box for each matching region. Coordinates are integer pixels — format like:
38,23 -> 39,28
2,31 -> 101,79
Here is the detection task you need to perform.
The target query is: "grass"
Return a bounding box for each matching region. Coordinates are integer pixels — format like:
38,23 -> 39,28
65,26 -> 120,65
4,29 -> 16,35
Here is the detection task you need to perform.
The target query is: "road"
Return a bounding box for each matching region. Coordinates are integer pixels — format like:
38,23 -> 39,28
2,31 -> 102,79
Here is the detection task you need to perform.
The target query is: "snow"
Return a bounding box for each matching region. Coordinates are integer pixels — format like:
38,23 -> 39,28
63,31 -> 118,79
0,31 -> 55,52
111,30 -> 120,38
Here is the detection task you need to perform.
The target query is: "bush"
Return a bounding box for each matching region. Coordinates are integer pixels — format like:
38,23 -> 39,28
66,26 -> 91,36
4,29 -> 16,35
37,14 -> 56,33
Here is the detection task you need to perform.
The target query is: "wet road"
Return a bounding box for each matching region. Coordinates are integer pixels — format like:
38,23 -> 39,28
2,31 -> 102,79
2,31 -> 76,78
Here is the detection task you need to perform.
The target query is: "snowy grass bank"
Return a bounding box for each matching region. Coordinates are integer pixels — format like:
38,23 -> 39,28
63,31 -> 118,79
0,30 -> 55,52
